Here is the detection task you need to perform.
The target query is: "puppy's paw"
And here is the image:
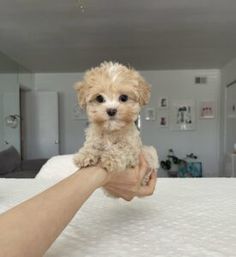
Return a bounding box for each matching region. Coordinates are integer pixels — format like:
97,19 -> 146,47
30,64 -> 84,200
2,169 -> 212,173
73,152 -> 98,168
100,155 -> 125,173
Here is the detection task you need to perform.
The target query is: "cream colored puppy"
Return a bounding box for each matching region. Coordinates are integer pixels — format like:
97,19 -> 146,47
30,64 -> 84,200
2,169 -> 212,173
73,62 -> 158,181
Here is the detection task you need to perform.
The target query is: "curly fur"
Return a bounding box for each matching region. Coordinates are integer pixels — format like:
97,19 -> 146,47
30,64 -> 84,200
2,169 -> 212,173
73,61 -> 158,179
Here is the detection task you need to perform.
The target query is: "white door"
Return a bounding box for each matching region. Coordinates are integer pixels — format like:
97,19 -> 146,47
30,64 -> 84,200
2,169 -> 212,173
21,91 -> 59,159
2,92 -> 21,153
225,82 -> 236,154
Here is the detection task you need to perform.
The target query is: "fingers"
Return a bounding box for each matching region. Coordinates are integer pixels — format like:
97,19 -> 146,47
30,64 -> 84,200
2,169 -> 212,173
137,170 -> 157,197
104,187 -> 135,201
138,153 -> 149,179
104,169 -> 157,201
103,153 -> 157,201
148,170 -> 157,189
138,153 -> 147,169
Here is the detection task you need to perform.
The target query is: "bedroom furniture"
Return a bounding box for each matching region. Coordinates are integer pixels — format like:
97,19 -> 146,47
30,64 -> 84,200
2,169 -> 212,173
0,177 -> 235,257
0,146 -> 47,178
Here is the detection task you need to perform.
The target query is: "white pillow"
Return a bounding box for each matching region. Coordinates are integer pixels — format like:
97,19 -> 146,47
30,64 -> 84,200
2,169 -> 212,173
36,154 -> 78,181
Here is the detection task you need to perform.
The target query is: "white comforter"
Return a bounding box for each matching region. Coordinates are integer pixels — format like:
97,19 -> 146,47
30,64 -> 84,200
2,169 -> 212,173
0,156 -> 236,257
36,154 -> 78,181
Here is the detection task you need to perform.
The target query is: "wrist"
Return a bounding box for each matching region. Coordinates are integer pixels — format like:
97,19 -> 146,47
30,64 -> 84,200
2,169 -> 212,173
91,166 -> 109,187
75,166 -> 109,188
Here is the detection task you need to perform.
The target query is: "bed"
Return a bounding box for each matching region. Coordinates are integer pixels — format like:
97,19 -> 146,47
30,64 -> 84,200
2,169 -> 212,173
1,155 -> 236,257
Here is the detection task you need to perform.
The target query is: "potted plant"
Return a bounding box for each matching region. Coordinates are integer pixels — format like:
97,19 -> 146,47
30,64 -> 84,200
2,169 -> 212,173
160,149 -> 184,177
160,149 -> 198,177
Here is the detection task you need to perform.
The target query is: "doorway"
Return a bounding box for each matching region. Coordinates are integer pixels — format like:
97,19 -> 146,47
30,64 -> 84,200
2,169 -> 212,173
20,90 -> 60,159
225,81 -> 236,153
224,80 -> 236,177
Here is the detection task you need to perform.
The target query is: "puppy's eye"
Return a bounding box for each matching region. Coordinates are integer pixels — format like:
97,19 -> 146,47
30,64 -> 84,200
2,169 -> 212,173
96,95 -> 105,103
119,95 -> 128,102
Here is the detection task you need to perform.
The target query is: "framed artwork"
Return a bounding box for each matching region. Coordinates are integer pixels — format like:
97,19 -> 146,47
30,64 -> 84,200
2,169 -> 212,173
158,97 -> 169,109
171,100 -> 195,131
199,101 -> 216,119
158,113 -> 169,128
145,108 -> 156,121
178,162 -> 202,177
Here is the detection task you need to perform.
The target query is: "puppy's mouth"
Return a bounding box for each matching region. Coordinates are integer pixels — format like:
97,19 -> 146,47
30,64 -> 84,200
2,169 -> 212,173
108,116 -> 117,121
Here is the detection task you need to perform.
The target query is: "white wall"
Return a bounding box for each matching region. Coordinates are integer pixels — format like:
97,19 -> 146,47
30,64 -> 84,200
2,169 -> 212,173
18,71 -> 34,90
220,57 -> 236,176
221,58 -> 236,86
140,70 -> 221,177
35,69 -> 221,176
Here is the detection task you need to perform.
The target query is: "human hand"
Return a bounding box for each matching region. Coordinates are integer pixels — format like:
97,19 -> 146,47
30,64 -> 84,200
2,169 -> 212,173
102,153 -> 157,201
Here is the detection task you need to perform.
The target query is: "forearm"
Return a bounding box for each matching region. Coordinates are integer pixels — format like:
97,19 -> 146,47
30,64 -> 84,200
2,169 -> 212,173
0,167 -> 107,257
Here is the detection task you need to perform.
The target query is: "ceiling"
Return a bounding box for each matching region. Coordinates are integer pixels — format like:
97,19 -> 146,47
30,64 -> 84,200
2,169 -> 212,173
0,0 -> 236,72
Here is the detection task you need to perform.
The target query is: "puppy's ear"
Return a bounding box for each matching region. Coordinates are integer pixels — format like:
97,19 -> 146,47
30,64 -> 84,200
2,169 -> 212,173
74,81 -> 87,109
137,77 -> 151,106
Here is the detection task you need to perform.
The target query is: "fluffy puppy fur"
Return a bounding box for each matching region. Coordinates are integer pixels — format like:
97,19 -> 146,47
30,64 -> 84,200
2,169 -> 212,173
73,61 -> 158,183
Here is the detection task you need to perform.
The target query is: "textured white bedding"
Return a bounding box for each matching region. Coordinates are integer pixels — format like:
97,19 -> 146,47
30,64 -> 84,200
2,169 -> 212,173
36,154 -> 78,181
1,177 -> 236,257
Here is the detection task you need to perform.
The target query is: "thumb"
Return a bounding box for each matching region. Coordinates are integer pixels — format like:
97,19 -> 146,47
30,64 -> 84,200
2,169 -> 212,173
137,170 -> 157,197
138,153 -> 148,178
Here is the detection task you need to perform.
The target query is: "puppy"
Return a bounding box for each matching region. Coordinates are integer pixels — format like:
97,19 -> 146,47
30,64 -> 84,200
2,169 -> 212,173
73,61 -> 158,185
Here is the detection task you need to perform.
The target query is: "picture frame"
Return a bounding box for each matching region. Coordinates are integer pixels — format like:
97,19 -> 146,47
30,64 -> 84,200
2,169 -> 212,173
158,113 -> 169,128
199,101 -> 216,119
145,108 -> 156,121
158,97 -> 169,109
178,162 -> 202,177
171,100 -> 195,131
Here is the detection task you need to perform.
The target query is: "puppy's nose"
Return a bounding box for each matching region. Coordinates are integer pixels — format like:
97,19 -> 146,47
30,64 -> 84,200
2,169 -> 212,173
107,108 -> 117,117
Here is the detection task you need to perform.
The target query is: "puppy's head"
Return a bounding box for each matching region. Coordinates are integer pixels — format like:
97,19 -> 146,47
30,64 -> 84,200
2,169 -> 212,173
74,61 -> 151,131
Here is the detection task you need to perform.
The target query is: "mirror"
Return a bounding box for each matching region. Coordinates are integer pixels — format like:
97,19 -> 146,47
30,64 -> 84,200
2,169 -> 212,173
0,51 -> 33,154
0,51 -> 20,153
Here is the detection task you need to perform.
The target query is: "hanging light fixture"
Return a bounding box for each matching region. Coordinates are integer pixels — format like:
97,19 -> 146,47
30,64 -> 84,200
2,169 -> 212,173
75,0 -> 86,13
4,114 -> 21,129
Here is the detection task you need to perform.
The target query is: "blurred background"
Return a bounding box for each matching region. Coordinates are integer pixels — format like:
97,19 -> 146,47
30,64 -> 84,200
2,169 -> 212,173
0,0 -> 236,178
